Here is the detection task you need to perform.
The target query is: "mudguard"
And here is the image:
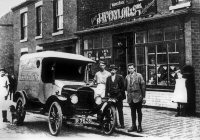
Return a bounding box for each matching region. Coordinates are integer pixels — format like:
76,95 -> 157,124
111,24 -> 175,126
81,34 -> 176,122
14,91 -> 27,105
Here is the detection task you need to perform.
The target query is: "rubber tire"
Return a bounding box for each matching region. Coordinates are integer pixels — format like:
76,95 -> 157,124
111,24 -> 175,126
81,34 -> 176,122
48,101 -> 63,136
101,105 -> 116,135
16,97 -> 26,125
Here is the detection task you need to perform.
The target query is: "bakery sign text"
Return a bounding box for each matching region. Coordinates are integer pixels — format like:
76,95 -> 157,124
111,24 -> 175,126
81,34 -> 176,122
91,0 -> 156,26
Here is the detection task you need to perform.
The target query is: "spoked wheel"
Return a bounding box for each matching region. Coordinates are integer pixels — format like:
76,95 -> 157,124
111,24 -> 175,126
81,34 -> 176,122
101,105 -> 116,135
16,97 -> 26,125
48,102 -> 63,136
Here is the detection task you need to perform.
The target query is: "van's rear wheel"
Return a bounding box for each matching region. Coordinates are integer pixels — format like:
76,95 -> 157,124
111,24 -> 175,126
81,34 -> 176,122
48,102 -> 63,136
16,97 -> 26,125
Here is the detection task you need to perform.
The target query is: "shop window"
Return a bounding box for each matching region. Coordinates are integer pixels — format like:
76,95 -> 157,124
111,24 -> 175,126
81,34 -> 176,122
53,0 -> 63,32
83,37 -> 112,80
36,6 -> 42,37
20,12 -> 28,40
135,26 -> 183,89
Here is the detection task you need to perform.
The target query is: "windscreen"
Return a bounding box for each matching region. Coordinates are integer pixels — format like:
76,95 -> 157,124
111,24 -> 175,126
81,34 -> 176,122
42,58 -> 87,83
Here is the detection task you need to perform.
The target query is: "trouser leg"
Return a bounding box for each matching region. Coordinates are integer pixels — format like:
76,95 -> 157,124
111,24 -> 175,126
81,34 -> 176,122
137,108 -> 142,126
130,103 -> 136,126
176,103 -> 181,116
117,101 -> 124,127
2,110 -> 8,122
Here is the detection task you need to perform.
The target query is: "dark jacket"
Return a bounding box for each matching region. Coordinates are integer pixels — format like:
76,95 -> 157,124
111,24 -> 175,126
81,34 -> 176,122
105,74 -> 126,101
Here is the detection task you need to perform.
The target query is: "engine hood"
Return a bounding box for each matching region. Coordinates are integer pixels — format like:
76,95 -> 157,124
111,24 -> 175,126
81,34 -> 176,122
55,80 -> 86,91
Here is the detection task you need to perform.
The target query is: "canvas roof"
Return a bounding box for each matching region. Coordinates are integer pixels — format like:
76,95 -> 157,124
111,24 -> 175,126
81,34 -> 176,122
20,51 -> 95,63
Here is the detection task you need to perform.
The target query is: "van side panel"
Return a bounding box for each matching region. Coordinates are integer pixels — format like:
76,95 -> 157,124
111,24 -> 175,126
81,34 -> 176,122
17,58 -> 44,102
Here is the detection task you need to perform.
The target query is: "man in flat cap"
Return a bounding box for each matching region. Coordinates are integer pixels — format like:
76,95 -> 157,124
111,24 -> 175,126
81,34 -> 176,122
105,64 -> 126,128
90,61 -> 111,98
0,68 -> 10,122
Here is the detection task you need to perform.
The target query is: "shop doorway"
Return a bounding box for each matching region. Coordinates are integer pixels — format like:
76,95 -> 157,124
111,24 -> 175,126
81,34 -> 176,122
112,33 -> 133,77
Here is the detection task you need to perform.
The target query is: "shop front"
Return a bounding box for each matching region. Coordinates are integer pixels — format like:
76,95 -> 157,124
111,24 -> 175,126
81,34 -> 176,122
76,0 -> 198,110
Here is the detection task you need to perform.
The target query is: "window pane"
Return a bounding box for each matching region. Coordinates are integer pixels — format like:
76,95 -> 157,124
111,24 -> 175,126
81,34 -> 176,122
58,15 -> 63,29
24,13 -> 27,26
93,37 -> 102,49
168,42 -> 176,52
36,7 -> 42,36
84,50 -> 95,60
147,45 -> 156,85
157,44 -> 166,53
157,54 -> 167,64
147,45 -> 156,53
24,26 -> 27,38
149,29 -> 163,42
169,54 -> 179,63
164,26 -> 178,41
147,65 -> 156,85
157,65 -> 168,86
169,65 -> 180,85
100,49 -> 111,60
58,0 -> 63,15
135,32 -> 146,44
136,66 -> 145,79
136,47 -> 145,64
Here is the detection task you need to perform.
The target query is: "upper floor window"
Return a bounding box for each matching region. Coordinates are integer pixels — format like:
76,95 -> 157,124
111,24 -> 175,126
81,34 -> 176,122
20,8 -> 28,41
36,6 -> 42,37
53,0 -> 63,32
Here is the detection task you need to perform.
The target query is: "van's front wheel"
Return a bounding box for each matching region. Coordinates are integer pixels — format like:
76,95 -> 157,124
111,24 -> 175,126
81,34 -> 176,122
48,102 -> 63,136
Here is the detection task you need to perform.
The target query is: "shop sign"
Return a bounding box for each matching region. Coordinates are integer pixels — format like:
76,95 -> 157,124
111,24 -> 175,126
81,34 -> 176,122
91,0 -> 156,27
110,0 -> 125,8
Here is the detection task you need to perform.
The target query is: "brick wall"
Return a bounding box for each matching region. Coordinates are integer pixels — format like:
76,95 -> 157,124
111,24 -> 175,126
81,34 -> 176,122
190,15 -> 200,113
0,12 -> 14,74
12,0 -> 77,76
192,0 -> 200,8
145,91 -> 177,109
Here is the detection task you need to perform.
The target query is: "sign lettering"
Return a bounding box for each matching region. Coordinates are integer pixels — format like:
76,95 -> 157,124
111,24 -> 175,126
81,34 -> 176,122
91,0 -> 157,26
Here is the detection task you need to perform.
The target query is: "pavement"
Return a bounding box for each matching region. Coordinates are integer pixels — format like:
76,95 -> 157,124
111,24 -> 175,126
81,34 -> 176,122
115,106 -> 200,140
1,104 -> 200,139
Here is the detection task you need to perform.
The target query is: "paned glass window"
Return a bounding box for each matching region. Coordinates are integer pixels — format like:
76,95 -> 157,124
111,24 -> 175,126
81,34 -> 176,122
134,26 -> 183,88
21,12 -> 28,40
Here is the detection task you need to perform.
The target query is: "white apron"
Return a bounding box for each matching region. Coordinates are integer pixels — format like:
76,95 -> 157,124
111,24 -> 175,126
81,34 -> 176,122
172,78 -> 187,103
94,84 -> 106,98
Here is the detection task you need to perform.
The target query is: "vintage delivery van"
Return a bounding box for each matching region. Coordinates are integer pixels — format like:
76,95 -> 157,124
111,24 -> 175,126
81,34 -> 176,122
14,51 -> 117,136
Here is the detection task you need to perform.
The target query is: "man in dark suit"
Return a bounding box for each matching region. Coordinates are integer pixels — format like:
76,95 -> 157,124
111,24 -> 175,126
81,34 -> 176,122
105,64 -> 126,128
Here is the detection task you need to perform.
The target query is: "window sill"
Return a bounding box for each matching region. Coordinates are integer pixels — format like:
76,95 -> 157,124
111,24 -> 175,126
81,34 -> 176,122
35,35 -> 42,40
52,30 -> 63,36
146,88 -> 174,92
20,38 -> 28,43
169,1 -> 191,11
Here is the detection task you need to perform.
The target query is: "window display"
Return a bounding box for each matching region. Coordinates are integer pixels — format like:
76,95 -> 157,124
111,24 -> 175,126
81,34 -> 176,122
135,25 -> 183,88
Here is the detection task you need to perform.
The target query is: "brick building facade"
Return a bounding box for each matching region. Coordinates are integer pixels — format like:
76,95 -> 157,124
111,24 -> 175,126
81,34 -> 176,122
76,0 -> 200,115
11,0 -> 78,76
1,0 -> 200,115
0,12 -> 14,74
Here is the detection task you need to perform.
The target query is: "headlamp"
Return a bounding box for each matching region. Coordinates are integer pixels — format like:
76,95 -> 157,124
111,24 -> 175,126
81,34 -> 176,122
95,96 -> 102,105
70,94 -> 78,104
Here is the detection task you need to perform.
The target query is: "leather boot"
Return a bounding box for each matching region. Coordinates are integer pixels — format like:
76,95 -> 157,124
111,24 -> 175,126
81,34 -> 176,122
2,110 -> 9,122
137,125 -> 143,132
128,125 -> 137,132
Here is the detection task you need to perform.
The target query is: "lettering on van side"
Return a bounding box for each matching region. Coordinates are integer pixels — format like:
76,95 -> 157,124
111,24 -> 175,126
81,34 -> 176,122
19,72 -> 40,81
